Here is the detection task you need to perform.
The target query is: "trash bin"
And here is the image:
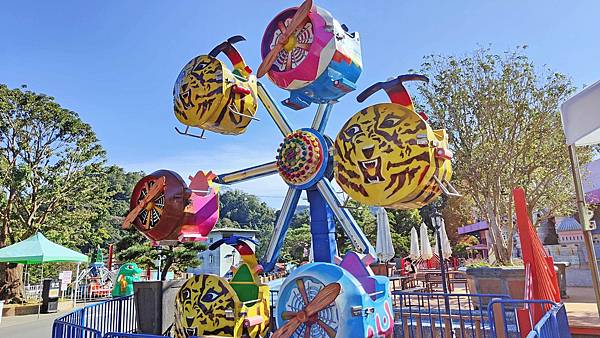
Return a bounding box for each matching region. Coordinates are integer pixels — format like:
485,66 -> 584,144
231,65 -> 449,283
41,278 -> 59,313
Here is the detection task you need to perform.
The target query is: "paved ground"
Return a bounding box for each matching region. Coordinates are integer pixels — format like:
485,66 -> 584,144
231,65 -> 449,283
564,287 -> 600,328
0,311 -> 65,338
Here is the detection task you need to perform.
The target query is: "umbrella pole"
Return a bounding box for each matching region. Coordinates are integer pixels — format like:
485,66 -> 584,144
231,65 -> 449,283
38,265 -> 43,319
73,263 -> 80,308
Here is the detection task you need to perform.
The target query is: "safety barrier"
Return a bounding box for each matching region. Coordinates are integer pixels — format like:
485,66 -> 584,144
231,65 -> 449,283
53,296 -> 138,338
488,299 -> 571,338
392,291 -> 510,337
53,291 -> 569,337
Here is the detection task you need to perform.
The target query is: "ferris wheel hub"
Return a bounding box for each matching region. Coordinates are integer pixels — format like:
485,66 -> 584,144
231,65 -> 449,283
276,128 -> 329,188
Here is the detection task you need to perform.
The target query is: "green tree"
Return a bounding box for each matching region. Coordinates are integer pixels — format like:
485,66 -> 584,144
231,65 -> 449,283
0,85 -> 109,301
116,230 -> 206,280
103,166 -> 144,245
217,190 -> 275,258
280,224 -> 312,264
290,210 -> 310,229
388,209 -> 423,235
417,47 -> 593,263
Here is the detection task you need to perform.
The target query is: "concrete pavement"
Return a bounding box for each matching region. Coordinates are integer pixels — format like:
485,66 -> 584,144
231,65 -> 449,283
0,311 -> 65,338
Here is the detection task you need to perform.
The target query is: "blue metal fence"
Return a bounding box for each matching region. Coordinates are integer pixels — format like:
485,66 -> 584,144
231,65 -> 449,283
53,296 -> 143,338
392,291 -> 510,338
488,299 -> 571,338
53,292 -> 571,338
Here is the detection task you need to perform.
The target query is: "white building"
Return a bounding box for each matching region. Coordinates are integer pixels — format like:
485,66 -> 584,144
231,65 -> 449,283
189,228 -> 258,277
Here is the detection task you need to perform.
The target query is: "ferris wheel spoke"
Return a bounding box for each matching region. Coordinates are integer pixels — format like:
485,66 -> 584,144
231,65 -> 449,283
256,83 -> 294,135
215,161 -> 278,185
261,187 -> 302,272
316,179 -> 376,258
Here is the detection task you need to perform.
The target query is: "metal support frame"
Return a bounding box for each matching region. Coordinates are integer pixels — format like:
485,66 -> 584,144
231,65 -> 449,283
568,144 -> 600,316
261,188 -> 302,272
257,82 -> 293,136
217,82 -> 377,271
215,161 -> 278,185
316,179 -> 375,258
307,189 -> 338,263
311,102 -> 335,133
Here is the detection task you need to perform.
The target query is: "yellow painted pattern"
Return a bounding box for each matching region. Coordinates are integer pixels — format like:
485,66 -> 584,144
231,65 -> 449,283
173,55 -> 258,135
173,268 -> 270,338
334,103 -> 452,209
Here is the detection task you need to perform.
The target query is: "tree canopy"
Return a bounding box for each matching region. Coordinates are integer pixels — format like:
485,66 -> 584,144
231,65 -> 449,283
417,47 -> 593,263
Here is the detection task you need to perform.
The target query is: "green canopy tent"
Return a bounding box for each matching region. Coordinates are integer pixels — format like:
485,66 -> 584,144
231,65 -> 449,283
0,232 -> 89,315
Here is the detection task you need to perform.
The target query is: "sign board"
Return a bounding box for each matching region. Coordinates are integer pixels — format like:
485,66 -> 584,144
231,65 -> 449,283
59,270 -> 73,290
561,79 -> 600,146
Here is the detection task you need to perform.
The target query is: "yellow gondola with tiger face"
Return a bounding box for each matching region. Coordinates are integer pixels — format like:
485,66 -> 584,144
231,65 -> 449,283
334,74 -> 458,209
173,35 -> 258,137
173,236 -> 270,338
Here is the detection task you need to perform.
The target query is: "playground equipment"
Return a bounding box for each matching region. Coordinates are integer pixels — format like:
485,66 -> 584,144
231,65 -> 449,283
125,1 -> 455,337
111,262 -> 142,298
74,246 -> 113,298
122,170 -> 219,244
173,236 -> 270,338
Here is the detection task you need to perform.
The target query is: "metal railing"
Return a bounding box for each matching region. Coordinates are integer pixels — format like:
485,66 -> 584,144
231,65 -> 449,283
488,299 -> 571,338
392,291 -> 510,338
53,296 -> 138,338
53,291 -> 570,338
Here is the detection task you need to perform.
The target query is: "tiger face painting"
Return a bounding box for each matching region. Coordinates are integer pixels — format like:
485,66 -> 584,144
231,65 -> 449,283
173,275 -> 238,338
334,103 -> 452,209
173,55 -> 258,135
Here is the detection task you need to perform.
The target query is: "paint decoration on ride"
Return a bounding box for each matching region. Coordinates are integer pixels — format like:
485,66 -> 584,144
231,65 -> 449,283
334,74 -> 458,209
121,170 -> 219,244
274,252 -> 394,338
173,236 -> 270,338
258,0 -> 362,110
111,262 -> 142,297
173,35 -> 258,138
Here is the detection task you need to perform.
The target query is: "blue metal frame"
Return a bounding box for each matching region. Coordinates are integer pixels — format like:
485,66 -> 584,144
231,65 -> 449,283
307,188 -> 338,263
261,188 -> 302,272
213,82 -> 374,272
487,298 -> 571,338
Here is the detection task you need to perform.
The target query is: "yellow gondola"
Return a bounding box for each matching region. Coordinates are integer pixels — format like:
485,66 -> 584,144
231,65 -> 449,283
334,74 -> 458,209
173,236 -> 270,338
173,35 -> 258,137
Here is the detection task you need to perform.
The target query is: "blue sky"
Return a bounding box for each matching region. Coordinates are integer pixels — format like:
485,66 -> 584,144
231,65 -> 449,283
2,1 -> 599,207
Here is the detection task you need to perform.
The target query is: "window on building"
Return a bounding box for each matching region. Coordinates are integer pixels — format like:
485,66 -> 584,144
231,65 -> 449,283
209,254 -> 214,264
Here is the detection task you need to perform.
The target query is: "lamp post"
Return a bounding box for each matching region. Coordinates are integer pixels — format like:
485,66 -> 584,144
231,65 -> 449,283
432,211 -> 451,317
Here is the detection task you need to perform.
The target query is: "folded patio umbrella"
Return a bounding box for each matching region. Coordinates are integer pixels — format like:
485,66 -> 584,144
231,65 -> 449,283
409,227 -> 420,260
440,219 -> 453,259
376,207 -> 395,262
420,223 -> 433,260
